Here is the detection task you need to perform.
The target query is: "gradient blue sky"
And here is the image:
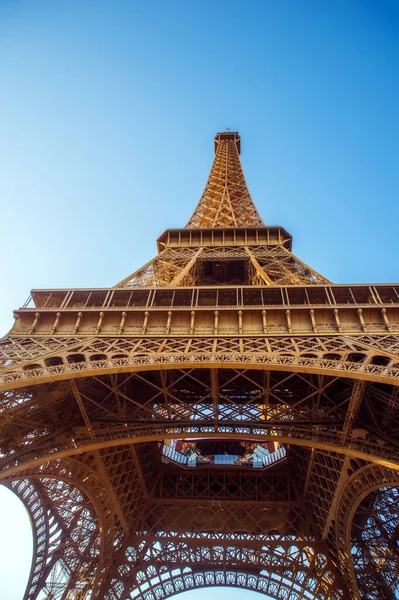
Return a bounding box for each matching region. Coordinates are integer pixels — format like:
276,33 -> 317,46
0,1 -> 398,598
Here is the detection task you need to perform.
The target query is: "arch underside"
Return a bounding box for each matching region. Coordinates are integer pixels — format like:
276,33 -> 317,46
1,348 -> 399,598
124,569 -> 329,600
351,485 -> 399,599
5,473 -> 345,600
110,542 -> 342,600
2,362 -> 399,473
335,464 -> 399,599
5,458 -> 116,600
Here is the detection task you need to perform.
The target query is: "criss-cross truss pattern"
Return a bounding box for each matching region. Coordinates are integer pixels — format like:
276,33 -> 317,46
186,131 -> 264,229
117,245 -> 329,288
1,131 -> 399,599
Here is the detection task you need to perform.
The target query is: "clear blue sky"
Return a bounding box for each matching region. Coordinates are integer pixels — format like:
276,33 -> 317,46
0,1 -> 398,598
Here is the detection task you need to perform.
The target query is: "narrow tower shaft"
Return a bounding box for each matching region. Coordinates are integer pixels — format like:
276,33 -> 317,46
186,131 -> 264,228
116,131 -> 327,288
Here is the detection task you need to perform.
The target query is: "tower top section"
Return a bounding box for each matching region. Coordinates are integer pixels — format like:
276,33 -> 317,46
186,131 -> 265,229
213,130 -> 241,154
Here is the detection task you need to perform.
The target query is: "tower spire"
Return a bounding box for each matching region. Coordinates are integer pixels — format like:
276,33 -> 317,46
186,131 -> 265,229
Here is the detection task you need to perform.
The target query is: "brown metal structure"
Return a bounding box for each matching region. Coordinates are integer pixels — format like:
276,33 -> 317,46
1,131 -> 399,599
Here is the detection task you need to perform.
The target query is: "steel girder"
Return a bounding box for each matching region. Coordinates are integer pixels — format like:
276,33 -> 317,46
1,131 -> 399,599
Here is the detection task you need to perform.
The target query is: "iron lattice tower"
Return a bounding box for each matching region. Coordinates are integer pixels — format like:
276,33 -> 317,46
1,131 -> 399,600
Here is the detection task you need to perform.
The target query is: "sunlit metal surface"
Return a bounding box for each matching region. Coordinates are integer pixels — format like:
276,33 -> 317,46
0,132 -> 398,599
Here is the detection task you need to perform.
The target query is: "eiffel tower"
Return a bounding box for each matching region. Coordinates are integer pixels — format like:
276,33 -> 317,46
1,131 -> 399,600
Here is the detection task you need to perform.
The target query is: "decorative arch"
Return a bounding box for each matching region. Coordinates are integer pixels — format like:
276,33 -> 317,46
1,365 -> 399,478
103,538 -> 344,600
1,353 -> 399,599
127,568 -> 315,600
335,463 -> 399,599
0,429 -> 399,481
2,333 -> 399,391
4,457 -> 116,600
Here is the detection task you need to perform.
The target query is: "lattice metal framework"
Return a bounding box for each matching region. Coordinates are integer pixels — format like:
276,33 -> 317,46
1,131 -> 399,599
